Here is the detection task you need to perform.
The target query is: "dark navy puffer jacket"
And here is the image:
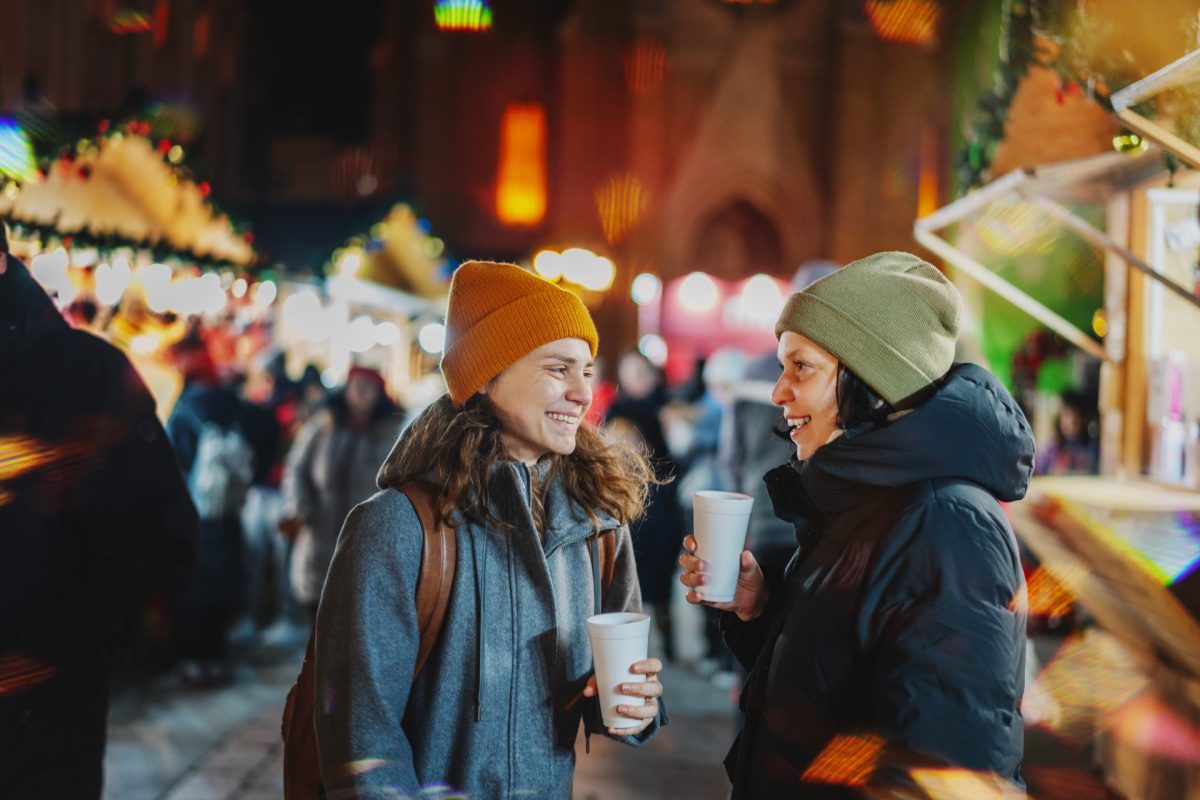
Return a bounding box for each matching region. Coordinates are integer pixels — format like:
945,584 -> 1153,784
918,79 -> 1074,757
722,363 -> 1034,799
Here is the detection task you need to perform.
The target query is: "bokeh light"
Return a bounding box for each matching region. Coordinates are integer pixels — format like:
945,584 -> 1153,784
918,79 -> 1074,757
638,334 -> 668,367
418,322 -> 447,354
678,272 -> 719,313
595,173 -> 648,244
631,273 -> 662,306
434,0 -> 493,32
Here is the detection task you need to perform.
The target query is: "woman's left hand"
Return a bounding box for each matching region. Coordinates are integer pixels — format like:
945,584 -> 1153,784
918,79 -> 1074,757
582,658 -> 663,736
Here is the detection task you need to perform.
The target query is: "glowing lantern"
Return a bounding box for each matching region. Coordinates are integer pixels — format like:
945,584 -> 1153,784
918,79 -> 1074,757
496,104 -> 547,226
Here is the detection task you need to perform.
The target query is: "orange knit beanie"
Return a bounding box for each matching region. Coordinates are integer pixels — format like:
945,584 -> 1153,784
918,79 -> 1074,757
441,261 -> 599,406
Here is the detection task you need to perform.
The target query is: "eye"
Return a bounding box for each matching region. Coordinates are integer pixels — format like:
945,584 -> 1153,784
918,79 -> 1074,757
548,366 -> 568,376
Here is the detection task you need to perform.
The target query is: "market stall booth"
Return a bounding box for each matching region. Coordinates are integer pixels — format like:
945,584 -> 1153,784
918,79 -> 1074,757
273,203 -> 449,411
917,46 -> 1200,799
0,121 -> 262,419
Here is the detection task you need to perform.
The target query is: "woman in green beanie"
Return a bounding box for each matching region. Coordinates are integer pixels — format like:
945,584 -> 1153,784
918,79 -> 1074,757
680,251 -> 1034,798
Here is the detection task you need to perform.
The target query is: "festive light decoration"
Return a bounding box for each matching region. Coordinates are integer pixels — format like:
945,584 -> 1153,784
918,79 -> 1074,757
623,39 -> 668,96
865,0 -> 941,47
800,734 -> 885,787
0,118 -> 37,182
595,173 -> 648,244
418,323 -> 447,354
107,8 -> 153,34
1112,131 -> 1148,154
496,104 -> 547,226
534,247 -> 614,292
434,0 -> 493,32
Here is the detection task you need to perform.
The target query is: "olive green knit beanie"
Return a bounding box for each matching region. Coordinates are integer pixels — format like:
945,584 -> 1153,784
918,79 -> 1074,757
774,251 -> 961,409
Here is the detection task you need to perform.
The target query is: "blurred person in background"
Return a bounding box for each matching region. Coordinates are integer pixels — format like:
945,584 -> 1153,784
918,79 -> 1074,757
279,365 -> 403,621
0,224 -> 197,798
606,349 -> 683,659
315,261 -> 664,797
727,261 -> 839,570
680,252 -> 1032,798
166,337 -> 253,686
1034,389 -> 1098,475
228,352 -> 306,646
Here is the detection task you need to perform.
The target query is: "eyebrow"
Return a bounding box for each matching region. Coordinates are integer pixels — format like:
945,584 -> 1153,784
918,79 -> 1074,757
543,354 -> 595,368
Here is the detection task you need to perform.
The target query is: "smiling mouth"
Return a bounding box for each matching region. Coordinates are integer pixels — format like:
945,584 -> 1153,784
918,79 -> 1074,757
785,416 -> 812,439
546,412 -> 581,426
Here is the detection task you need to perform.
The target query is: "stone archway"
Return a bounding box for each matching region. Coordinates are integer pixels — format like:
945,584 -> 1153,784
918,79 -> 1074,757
689,199 -> 785,281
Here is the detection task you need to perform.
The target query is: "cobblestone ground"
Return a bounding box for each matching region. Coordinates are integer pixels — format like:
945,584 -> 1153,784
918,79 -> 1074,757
102,641 -> 737,800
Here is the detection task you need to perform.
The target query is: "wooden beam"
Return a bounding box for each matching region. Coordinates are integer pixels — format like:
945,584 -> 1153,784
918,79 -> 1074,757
1115,108 -> 1200,171
913,227 -> 1108,360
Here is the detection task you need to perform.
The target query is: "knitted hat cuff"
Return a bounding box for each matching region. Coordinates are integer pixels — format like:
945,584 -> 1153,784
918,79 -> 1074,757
442,290 -> 598,405
779,292 -> 947,408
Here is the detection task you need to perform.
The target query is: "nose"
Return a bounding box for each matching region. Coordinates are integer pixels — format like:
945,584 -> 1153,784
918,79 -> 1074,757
770,372 -> 790,407
566,373 -> 593,408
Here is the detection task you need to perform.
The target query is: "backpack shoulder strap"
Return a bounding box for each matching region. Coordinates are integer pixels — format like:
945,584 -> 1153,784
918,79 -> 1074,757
401,480 -> 456,678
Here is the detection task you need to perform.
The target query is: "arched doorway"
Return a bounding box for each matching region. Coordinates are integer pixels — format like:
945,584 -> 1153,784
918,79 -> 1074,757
689,199 -> 785,280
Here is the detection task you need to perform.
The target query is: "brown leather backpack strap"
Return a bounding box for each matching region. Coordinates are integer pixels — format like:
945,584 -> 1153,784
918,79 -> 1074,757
599,529 -> 617,594
402,480 -> 456,679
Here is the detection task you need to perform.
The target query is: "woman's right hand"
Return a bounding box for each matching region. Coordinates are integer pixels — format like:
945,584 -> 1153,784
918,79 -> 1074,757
678,535 -> 768,621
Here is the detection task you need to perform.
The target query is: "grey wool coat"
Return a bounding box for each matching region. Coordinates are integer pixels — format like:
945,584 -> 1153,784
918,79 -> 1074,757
314,450 -> 664,798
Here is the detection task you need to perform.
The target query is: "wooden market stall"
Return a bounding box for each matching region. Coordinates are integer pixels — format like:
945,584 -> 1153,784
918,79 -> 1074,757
917,46 -> 1200,800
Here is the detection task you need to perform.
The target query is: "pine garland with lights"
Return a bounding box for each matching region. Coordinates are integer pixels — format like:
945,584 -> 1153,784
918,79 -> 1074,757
0,115 -> 255,269
957,0 -> 1200,192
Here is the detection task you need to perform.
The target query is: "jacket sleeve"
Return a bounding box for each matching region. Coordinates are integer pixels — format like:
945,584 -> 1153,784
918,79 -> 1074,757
585,525 -> 668,746
718,561 -> 788,672
314,494 -> 424,796
857,497 -> 1026,778
12,347 -> 198,673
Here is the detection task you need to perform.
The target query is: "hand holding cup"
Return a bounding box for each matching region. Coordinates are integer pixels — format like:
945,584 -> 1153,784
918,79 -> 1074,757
678,535 -> 768,622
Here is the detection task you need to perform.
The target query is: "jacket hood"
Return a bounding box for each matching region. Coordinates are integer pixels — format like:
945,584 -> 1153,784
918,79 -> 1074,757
771,363 -> 1034,524
0,257 -> 68,374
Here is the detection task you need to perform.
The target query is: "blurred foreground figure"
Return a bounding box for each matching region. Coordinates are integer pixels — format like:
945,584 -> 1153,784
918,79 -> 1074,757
0,226 -> 197,799
681,252 -> 1033,798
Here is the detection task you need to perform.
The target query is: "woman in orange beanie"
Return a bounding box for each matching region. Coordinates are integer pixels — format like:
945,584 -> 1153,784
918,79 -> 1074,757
314,261 -> 667,798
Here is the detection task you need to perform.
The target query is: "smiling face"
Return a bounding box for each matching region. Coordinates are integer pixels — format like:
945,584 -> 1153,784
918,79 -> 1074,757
771,331 -> 842,461
483,337 -> 595,465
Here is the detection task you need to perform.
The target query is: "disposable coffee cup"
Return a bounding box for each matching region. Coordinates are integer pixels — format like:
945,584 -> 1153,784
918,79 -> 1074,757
692,490 -> 754,603
587,612 -> 651,729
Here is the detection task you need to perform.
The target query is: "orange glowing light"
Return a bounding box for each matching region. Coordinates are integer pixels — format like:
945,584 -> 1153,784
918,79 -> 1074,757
107,9 -> 153,34
909,767 -> 1026,799
595,174 -> 648,244
496,104 -> 547,226
865,0 -> 941,47
0,436 -> 58,507
800,734 -> 884,787
1028,632 -> 1148,743
0,655 -> 56,697
1021,564 -> 1084,617
624,38 -> 668,96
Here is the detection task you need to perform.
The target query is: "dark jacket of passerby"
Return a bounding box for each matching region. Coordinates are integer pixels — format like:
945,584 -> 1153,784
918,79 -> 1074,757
0,256 -> 197,799
722,365 -> 1033,798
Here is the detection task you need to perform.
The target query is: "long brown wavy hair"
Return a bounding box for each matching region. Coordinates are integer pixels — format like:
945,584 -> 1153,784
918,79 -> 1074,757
379,394 -> 661,532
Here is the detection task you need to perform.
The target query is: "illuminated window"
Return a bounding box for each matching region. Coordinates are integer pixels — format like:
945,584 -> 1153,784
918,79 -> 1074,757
496,104 -> 546,226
